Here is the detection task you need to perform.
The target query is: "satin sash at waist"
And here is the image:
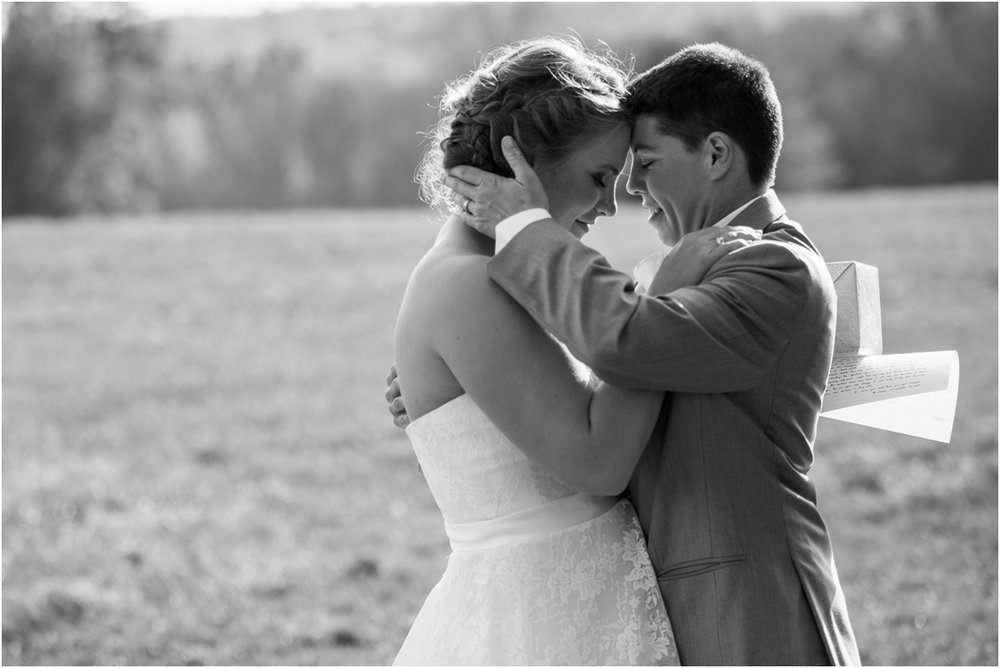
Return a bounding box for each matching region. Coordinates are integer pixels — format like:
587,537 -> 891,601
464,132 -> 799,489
444,493 -> 618,552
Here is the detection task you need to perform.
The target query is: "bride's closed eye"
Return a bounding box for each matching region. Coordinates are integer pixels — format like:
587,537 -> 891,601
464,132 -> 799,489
592,170 -> 617,187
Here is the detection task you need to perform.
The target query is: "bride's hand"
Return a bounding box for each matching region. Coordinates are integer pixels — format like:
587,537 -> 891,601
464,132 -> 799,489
385,364 -> 410,429
649,226 -> 761,295
444,136 -> 549,239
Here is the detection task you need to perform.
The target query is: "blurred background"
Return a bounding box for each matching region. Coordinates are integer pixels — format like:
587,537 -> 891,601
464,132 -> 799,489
2,1 -> 997,665
2,1 -> 998,215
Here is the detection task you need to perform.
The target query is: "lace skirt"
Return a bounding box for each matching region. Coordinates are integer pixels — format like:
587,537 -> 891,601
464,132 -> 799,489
393,498 -> 679,666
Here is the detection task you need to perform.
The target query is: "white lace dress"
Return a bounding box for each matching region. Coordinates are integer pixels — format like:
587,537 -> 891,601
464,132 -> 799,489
393,393 -> 678,666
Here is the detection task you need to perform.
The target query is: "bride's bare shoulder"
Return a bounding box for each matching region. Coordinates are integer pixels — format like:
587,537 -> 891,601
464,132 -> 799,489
405,249 -> 498,313
399,219 -> 525,340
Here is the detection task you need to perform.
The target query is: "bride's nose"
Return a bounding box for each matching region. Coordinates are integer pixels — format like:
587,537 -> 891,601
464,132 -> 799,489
597,186 -> 618,219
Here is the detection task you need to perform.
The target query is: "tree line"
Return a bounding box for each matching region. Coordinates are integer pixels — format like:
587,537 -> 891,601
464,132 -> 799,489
2,2 -> 996,217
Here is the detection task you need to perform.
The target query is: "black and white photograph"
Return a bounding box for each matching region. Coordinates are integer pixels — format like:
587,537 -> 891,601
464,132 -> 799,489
2,1 -> 997,665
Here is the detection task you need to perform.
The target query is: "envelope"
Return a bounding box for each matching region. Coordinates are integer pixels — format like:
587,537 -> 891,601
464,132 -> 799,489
828,261 -> 882,356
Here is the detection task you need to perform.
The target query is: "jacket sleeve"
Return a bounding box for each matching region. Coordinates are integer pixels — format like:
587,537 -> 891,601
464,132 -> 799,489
487,220 -> 816,392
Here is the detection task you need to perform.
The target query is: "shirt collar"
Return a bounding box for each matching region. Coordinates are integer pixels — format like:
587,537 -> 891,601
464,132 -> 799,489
714,193 -> 766,228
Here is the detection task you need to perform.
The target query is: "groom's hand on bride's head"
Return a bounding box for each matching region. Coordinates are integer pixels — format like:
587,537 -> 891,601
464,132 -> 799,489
385,365 -> 410,429
650,226 -> 761,294
445,136 -> 549,239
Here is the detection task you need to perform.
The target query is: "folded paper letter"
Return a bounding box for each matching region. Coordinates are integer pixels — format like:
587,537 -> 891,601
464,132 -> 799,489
820,351 -> 959,444
819,262 -> 958,443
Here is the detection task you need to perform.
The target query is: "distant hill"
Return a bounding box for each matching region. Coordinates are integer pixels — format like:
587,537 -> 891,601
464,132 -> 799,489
10,1 -> 990,215
153,2 -> 863,80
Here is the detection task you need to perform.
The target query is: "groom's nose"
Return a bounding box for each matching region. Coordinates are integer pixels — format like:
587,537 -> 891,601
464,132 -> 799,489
626,164 -> 644,195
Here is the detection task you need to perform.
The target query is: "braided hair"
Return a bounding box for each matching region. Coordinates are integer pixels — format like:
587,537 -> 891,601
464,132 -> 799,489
417,37 -> 630,215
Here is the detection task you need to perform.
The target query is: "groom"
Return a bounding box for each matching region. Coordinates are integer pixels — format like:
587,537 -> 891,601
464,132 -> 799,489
443,43 -> 861,665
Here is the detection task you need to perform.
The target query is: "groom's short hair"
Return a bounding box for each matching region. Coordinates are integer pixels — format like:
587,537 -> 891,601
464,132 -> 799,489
627,43 -> 783,188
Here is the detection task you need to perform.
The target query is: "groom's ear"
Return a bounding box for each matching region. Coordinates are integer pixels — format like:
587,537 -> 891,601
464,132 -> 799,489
704,131 -> 736,181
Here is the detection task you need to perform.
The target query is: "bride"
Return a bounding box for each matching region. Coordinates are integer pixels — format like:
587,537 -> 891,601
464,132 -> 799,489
392,38 -> 681,665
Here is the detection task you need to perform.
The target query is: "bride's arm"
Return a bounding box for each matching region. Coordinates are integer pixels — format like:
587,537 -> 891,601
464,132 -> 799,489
429,256 -> 664,496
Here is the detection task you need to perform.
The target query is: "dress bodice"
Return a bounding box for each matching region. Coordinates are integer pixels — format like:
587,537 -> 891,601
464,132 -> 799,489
405,393 -> 576,525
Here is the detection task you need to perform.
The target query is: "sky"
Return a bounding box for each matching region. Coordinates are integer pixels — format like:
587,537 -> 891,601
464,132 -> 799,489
135,1 -> 322,19
4,0 -> 871,34
130,0 -> 868,21
132,0 -> 447,19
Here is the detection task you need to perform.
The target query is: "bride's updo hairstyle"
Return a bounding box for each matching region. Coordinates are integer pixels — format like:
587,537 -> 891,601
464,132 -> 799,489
417,37 -> 629,215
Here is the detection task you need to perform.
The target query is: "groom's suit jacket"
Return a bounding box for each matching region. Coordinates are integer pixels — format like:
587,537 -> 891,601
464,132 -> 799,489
488,191 -> 861,666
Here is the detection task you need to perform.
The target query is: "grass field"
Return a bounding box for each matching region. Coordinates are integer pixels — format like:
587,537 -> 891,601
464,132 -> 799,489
3,184 -> 997,665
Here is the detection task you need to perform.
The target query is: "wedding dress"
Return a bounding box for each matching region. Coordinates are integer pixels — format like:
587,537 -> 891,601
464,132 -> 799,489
393,393 -> 678,665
